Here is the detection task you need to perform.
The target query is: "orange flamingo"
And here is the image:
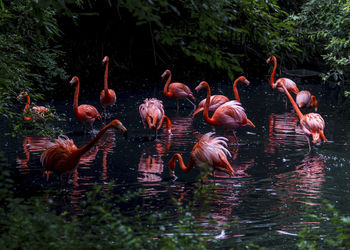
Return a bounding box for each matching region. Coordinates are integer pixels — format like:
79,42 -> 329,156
100,56 -> 116,121
193,76 -> 250,117
276,79 -> 327,148
266,56 -> 299,94
296,90 -> 318,112
168,132 -> 234,178
195,81 -> 255,131
161,69 -> 196,111
17,91 -> 53,122
40,119 -> 127,188
70,76 -> 102,132
139,98 -> 172,138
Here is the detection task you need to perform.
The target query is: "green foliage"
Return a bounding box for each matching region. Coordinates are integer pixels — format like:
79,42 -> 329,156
118,0 -> 298,79
0,0 -> 69,135
293,0 -> 350,82
298,200 -> 350,249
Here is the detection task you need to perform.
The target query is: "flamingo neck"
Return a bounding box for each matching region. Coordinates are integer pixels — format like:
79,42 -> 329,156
163,72 -> 172,97
73,80 -> 80,116
104,60 -> 109,93
157,115 -> 171,131
269,56 -> 277,88
233,78 -> 242,102
202,84 -> 216,125
77,123 -> 111,156
24,95 -> 30,112
280,82 -> 304,120
169,153 -> 194,174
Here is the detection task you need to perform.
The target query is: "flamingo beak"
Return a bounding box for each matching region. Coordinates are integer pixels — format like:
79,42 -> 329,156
117,124 -> 128,139
161,72 -> 167,78
245,79 -> 250,86
266,57 -> 271,64
195,85 -> 202,93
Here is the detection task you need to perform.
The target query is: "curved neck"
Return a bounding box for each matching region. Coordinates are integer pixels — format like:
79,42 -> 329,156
24,95 -> 30,112
163,72 -> 172,97
104,60 -> 109,93
233,78 -> 242,102
157,115 -> 171,130
169,153 -> 195,173
77,123 -> 112,156
73,80 -> 80,114
269,56 -> 277,87
202,83 -> 216,125
280,82 -> 304,120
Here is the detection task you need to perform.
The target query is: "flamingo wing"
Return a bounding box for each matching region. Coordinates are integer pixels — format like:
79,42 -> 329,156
296,90 -> 311,108
78,104 -> 101,120
169,82 -> 193,98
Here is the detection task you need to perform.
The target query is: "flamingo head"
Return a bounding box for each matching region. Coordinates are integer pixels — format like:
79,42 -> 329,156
17,91 -> 28,101
161,69 -> 170,79
110,119 -> 128,139
102,56 -> 109,64
146,115 -> 157,130
311,132 -> 322,144
274,79 -> 284,89
195,81 -> 208,93
238,76 -> 250,86
266,55 -> 275,64
69,76 -> 79,86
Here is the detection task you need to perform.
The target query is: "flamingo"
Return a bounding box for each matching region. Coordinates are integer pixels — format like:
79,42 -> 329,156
70,76 -> 102,132
266,56 -> 299,94
274,79 -> 327,149
139,98 -> 172,138
296,90 -> 318,112
17,91 -> 53,122
193,76 -> 250,116
100,56 -> 116,121
168,132 -> 234,178
195,81 -> 255,132
161,69 -> 196,111
40,119 -> 127,188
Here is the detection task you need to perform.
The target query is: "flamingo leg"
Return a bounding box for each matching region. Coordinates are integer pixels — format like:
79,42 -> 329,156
186,97 -> 197,111
176,99 -> 179,112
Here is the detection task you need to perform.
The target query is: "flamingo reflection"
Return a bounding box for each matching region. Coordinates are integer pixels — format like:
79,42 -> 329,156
98,130 -> 116,183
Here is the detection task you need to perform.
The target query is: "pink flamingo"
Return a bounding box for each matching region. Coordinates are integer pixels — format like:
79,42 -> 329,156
168,132 -> 234,178
266,56 -> 299,94
195,81 -> 255,131
100,56 -> 116,121
41,119 -> 127,188
17,91 -> 53,122
296,90 -> 318,112
139,98 -> 172,138
275,79 -> 327,149
70,76 -> 102,132
193,76 -> 250,117
161,69 -> 196,111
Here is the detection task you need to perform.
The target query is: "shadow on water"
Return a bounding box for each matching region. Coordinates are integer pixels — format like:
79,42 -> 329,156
6,80 -> 350,247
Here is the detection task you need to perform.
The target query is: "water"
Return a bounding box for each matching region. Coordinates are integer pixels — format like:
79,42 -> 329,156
4,79 -> 350,247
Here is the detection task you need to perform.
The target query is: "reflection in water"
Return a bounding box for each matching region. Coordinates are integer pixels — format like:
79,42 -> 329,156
265,112 -> 307,156
98,130 -> 116,183
169,116 -> 194,153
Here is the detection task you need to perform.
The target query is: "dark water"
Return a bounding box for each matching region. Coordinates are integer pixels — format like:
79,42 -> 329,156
5,79 -> 350,247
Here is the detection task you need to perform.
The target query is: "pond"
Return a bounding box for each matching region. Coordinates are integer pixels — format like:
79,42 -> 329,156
4,78 -> 350,248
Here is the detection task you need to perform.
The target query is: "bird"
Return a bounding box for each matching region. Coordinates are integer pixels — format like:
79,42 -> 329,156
168,132 -> 234,178
161,69 -> 196,111
195,81 -> 255,132
17,91 -> 53,122
296,90 -> 318,112
266,55 -> 299,94
193,76 -> 250,117
100,56 -> 116,121
275,79 -> 327,149
70,76 -> 102,132
139,98 -> 172,138
40,119 -> 127,188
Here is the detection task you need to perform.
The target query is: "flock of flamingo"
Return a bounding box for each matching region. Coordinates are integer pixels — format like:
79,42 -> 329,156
16,55 -> 328,188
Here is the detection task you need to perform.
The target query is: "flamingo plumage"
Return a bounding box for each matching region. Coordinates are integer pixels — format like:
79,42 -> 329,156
296,90 -> 318,112
17,91 -> 53,122
161,69 -> 196,111
275,79 -> 327,147
266,56 -> 299,94
70,76 -> 102,132
40,119 -> 127,188
100,56 -> 116,121
193,76 -> 250,117
168,132 -> 234,178
139,98 -> 171,138
195,81 -> 255,131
